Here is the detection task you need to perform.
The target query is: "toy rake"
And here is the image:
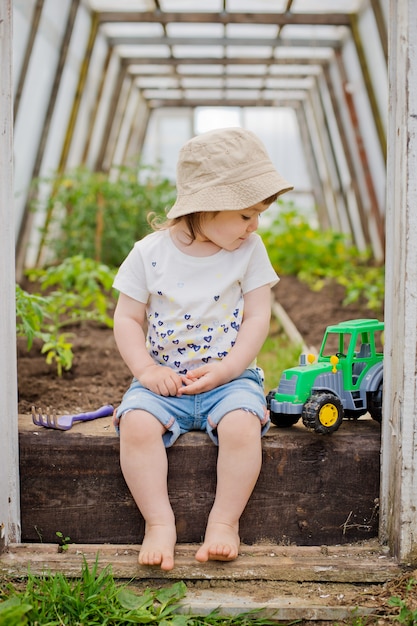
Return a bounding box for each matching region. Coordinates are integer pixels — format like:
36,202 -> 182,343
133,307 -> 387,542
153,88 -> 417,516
31,404 -> 114,431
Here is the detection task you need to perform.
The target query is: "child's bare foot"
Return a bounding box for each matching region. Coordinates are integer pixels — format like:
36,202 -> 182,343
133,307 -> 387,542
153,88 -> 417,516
138,524 -> 177,571
195,522 -> 240,563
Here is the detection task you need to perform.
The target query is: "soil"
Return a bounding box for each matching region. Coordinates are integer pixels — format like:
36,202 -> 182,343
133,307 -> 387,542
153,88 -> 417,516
17,274 -> 383,415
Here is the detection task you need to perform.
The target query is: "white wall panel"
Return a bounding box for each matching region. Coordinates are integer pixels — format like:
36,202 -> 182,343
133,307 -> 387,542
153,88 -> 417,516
66,32 -> 109,167
342,39 -> 386,214
142,108 -> 194,180
25,3 -> 92,266
84,49 -> 121,168
13,0 -> 72,239
13,0 -> 36,87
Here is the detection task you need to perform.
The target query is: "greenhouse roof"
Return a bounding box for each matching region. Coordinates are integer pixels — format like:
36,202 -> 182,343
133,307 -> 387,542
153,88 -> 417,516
85,0 -> 383,108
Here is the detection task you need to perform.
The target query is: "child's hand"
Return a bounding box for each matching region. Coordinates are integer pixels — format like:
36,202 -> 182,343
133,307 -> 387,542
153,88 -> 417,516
139,364 -> 184,396
177,363 -> 229,395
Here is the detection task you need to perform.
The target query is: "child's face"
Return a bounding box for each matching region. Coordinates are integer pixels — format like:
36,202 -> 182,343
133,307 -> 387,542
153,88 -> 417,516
200,201 -> 268,251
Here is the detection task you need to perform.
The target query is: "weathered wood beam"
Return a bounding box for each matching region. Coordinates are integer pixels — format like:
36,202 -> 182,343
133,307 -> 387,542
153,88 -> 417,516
370,0 -> 388,62
122,56 -> 330,66
381,0 -> 417,565
131,69 -> 320,78
0,0 -> 20,549
334,49 -> 385,256
95,62 -> 127,171
13,0 -> 45,119
0,541 -> 402,582
58,12 -> 99,172
108,36 -> 342,49
81,46 -> 113,164
147,98 -> 303,108
122,97 -> 150,165
98,12 -> 351,27
349,13 -> 386,161
294,105 -> 328,227
322,65 -> 371,252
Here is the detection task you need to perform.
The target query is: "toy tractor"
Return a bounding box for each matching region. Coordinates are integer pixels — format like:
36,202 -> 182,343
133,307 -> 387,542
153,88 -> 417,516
267,318 -> 384,434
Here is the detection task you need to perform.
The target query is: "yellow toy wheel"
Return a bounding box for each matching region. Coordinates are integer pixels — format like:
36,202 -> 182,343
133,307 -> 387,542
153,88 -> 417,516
318,402 -> 339,427
302,392 -> 344,434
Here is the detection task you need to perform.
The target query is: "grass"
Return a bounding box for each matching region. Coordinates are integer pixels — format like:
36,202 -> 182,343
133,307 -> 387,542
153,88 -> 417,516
258,316 -> 302,394
0,558 -> 290,625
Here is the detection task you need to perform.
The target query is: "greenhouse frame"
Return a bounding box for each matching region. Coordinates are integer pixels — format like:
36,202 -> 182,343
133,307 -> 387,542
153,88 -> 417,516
1,0 -> 417,567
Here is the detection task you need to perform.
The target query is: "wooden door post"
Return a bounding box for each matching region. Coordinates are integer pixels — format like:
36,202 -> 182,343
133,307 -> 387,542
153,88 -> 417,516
380,0 -> 417,563
0,0 -> 21,549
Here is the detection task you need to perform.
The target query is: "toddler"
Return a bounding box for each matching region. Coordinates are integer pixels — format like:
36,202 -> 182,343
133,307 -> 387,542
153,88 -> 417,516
113,127 -> 293,570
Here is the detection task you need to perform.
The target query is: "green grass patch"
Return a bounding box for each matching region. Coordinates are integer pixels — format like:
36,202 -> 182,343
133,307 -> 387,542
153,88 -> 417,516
258,316 -> 302,393
0,558 -> 290,625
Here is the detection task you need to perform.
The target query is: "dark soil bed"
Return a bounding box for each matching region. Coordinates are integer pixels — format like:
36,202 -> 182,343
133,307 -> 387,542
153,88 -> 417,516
17,275 -> 383,415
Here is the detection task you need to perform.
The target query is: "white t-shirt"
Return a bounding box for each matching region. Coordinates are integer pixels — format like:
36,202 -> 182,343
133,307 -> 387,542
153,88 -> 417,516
113,229 -> 279,374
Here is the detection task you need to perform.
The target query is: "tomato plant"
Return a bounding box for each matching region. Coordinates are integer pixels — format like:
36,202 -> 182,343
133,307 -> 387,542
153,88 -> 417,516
16,257 -> 117,375
32,165 -> 176,267
260,205 -> 384,314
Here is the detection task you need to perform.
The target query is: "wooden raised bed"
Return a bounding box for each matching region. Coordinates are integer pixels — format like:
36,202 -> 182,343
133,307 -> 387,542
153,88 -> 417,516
19,414 -> 381,547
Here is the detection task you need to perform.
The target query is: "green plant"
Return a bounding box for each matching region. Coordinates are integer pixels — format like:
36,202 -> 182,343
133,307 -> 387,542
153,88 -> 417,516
15,285 -> 47,351
26,255 -> 117,328
0,559 -> 287,625
55,531 -> 71,553
32,164 -> 176,267
16,256 -> 117,375
257,316 -> 302,392
16,285 -> 74,375
387,577 -> 417,624
260,206 -> 384,314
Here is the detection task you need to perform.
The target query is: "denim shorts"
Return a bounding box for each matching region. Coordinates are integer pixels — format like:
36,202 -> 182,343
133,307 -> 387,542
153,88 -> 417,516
114,367 -> 270,447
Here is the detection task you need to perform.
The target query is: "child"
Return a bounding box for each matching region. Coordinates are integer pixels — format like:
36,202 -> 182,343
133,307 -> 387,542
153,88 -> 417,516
113,127 -> 293,571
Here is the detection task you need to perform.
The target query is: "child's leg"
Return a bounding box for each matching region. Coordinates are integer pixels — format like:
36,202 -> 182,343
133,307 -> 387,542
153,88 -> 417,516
119,409 -> 176,571
195,409 -> 262,563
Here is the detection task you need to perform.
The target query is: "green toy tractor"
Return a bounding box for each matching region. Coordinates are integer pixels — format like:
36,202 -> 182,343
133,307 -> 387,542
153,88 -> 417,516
267,318 -> 384,434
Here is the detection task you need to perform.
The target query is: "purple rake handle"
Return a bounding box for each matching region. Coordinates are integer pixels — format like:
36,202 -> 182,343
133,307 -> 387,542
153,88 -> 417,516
56,404 -> 114,429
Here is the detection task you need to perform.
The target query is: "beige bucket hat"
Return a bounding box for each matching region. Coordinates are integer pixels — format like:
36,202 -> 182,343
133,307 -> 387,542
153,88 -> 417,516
167,127 -> 293,219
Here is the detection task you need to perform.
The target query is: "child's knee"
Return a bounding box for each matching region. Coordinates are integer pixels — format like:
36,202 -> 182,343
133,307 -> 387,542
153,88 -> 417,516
218,409 -> 262,439
120,409 -> 165,443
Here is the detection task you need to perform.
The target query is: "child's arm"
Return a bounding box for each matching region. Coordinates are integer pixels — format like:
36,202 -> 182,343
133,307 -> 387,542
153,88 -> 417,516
178,284 -> 271,395
114,293 -> 184,396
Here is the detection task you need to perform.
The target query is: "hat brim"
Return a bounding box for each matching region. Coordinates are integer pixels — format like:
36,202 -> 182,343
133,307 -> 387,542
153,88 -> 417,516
167,170 -> 293,219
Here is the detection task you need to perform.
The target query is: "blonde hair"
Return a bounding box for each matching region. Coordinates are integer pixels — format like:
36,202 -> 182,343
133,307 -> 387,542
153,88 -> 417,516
149,192 -> 280,243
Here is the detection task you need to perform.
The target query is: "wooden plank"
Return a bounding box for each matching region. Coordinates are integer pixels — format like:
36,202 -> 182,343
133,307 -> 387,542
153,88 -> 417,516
19,414 -> 381,547
97,12 -> 351,27
122,57 -> 329,66
148,99 -> 303,109
108,36 -> 342,49
0,540 -> 402,582
381,0 -> 417,564
0,0 -> 20,548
